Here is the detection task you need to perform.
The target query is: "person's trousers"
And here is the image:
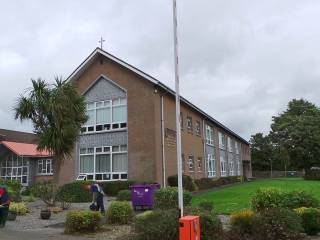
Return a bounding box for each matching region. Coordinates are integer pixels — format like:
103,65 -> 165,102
96,195 -> 105,213
0,207 -> 9,228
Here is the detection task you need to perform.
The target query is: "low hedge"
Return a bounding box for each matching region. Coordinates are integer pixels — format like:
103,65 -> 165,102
154,187 -> 192,210
100,180 -> 136,196
251,188 -> 319,212
295,207 -> 320,236
117,190 -> 131,201
167,174 -> 197,192
134,209 -> 179,240
228,208 -> 304,240
107,201 -> 134,224
195,176 -> 240,190
56,181 -> 92,203
305,169 -> 320,180
65,210 -> 101,233
9,202 -> 28,215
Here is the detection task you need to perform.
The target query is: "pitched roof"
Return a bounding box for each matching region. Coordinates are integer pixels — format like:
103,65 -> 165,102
68,48 -> 249,145
0,141 -> 52,158
0,129 -> 36,144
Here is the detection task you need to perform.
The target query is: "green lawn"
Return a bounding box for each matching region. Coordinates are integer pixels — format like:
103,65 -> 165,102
192,178 -> 320,215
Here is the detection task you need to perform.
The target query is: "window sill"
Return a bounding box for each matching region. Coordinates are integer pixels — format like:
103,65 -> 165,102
80,128 -> 127,135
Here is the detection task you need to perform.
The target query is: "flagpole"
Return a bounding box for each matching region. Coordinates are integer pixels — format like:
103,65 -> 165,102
172,0 -> 184,217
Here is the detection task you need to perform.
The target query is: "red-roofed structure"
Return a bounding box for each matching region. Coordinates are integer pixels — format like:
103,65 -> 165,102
0,141 -> 52,157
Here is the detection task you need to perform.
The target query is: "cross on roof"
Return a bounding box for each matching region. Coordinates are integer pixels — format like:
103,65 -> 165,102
98,37 -> 106,50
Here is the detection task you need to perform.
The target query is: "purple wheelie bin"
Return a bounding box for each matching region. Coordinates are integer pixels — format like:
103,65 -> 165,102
129,183 -> 160,210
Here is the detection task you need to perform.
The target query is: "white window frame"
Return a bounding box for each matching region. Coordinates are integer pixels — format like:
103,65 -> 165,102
219,132 -> 226,150
79,145 -> 128,181
0,154 -> 29,186
207,153 -> 216,178
195,121 -> 201,136
188,155 -> 195,172
206,125 -> 214,146
197,157 -> 202,172
220,150 -> 227,176
228,137 -> 233,152
82,97 -> 127,134
37,158 -> 53,176
187,116 -> 193,132
235,142 -> 240,155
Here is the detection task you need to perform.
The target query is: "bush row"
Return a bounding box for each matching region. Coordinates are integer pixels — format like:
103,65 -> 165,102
305,169 -> 320,180
229,208 -> 304,240
251,188 -> 319,211
194,176 -> 241,190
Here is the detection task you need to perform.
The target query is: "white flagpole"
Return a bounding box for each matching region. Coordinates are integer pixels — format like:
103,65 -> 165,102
172,0 -> 184,217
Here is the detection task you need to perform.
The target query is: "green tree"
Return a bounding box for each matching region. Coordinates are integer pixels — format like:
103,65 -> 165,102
270,99 -> 320,170
14,78 -> 87,180
250,133 -> 273,171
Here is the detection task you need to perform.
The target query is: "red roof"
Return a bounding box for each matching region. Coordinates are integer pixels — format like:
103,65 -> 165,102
0,141 -> 52,157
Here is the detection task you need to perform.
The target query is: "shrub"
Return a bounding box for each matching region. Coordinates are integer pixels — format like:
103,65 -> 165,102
251,188 -> 283,212
167,174 -> 197,192
0,180 -> 22,202
9,202 -> 28,215
56,181 -> 91,203
251,188 -> 320,211
294,207 -> 320,235
154,187 -> 192,210
195,176 -> 240,190
107,201 -> 134,224
282,191 -> 319,209
117,190 -> 132,201
31,180 -> 58,206
21,187 -> 32,196
198,199 -> 214,212
100,180 -> 136,196
65,210 -> 101,233
194,178 -> 218,190
252,208 -> 303,240
305,169 -> 320,180
134,209 -> 179,240
186,207 -> 224,240
230,209 -> 255,236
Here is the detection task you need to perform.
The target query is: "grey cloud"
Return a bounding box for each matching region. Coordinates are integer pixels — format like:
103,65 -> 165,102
1,0 -> 320,140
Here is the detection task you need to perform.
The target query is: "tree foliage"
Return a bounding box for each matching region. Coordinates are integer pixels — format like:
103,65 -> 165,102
14,78 -> 87,177
251,99 -> 320,171
270,99 -> 320,170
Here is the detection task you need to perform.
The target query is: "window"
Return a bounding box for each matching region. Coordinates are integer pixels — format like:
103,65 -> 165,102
220,150 -> 227,176
206,125 -> 214,145
37,159 -> 53,175
195,121 -> 201,136
0,154 -> 28,186
235,142 -> 240,154
188,155 -> 194,171
187,116 -> 193,133
229,161 -> 234,176
207,153 -> 216,177
180,112 -> 183,130
81,97 -> 127,133
182,154 -> 185,173
236,155 -> 241,175
218,132 -> 226,150
197,157 -> 202,171
79,144 -> 128,181
228,137 -> 233,152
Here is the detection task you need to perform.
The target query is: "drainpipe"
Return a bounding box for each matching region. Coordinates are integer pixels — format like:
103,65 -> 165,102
161,95 -> 166,187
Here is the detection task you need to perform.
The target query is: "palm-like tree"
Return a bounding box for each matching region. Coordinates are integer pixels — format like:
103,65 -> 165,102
14,78 -> 87,182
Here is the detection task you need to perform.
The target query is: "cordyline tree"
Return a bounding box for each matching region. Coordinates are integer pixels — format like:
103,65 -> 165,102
269,99 -> 320,170
14,78 -> 87,181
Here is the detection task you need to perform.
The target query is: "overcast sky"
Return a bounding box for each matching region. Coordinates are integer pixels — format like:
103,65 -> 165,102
1,0 -> 320,141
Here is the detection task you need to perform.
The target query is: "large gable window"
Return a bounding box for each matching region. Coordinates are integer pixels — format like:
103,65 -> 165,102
79,145 -> 128,181
81,97 -> 127,133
